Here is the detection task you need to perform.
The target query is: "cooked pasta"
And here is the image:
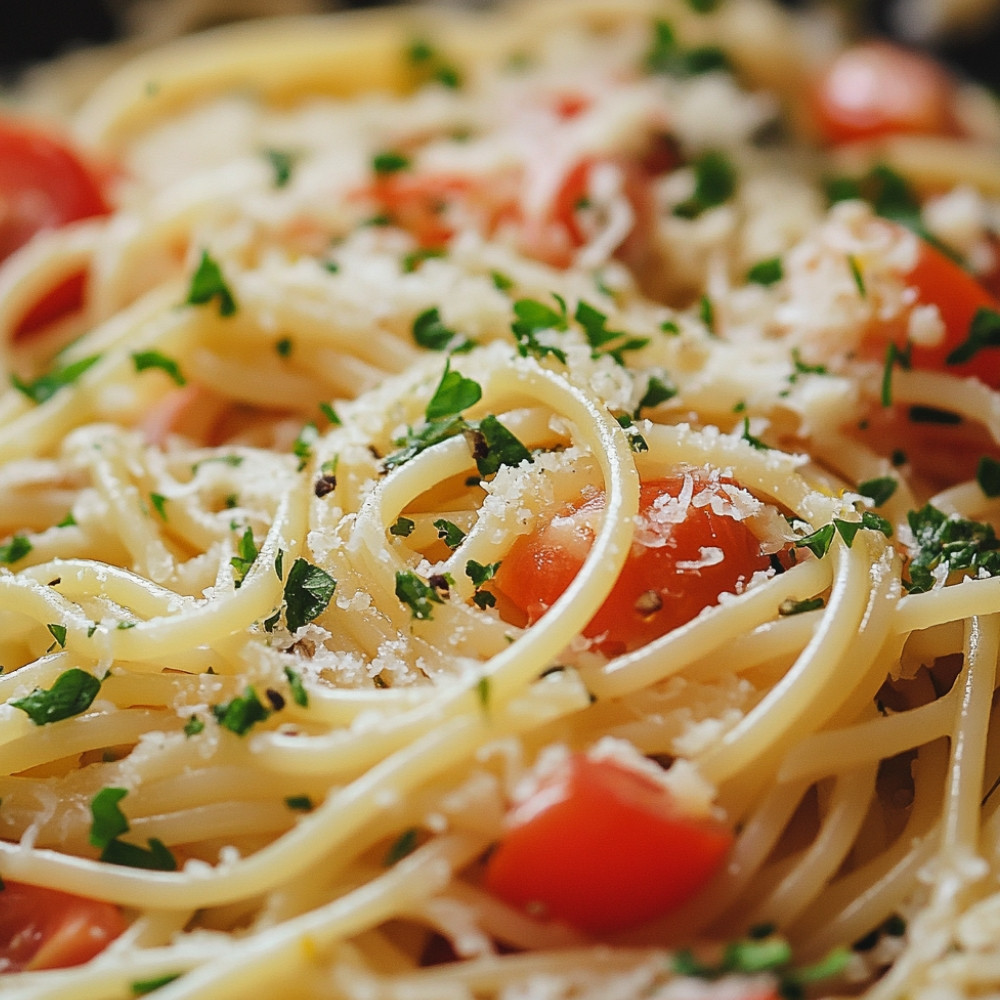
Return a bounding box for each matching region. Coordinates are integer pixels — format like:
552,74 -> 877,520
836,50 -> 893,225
2,2 -> 1000,998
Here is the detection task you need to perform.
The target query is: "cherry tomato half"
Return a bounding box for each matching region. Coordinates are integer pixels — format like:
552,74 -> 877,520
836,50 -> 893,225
811,42 -> 957,145
0,881 -> 125,973
0,118 -> 109,338
492,473 -> 773,656
484,753 -> 733,934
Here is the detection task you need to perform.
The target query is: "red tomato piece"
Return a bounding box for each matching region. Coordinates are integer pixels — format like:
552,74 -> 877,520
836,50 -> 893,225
903,237 -> 1000,387
0,118 -> 109,339
0,881 -> 125,973
492,474 -> 773,656
811,42 -> 957,145
484,753 -> 733,934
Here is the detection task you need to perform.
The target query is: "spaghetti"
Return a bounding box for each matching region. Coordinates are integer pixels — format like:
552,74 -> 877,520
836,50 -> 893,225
2,1 -> 1000,997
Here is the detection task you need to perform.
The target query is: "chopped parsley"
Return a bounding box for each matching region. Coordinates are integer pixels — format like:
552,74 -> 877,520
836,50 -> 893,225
384,414 -> 468,472
978,456 -> 1000,498
881,341 -> 912,407
740,416 -> 769,451
0,535 -> 32,564
511,297 -> 569,363
11,668 -> 101,725
906,503 -> 1000,593
794,522 -> 836,559
285,795 -> 313,812
857,477 -> 897,507
283,558 -> 336,632
466,559 -> 500,609
230,527 -> 258,588
746,257 -> 783,286
89,787 -> 177,871
292,422 -> 319,472
384,827 -> 420,865
491,270 -> 514,291
46,623 -> 67,648
433,518 -> 465,549
779,597 -> 825,616
426,361 -> 482,420
284,665 -> 309,707
263,147 -> 296,188
644,18 -> 729,77
372,150 -> 411,175
674,151 -> 736,219
319,402 -> 341,425
275,337 -> 293,358
945,307 -> 1000,365
412,307 -> 472,352
212,686 -> 271,735
466,415 -> 533,476
574,300 -> 648,365
11,355 -> 101,404
149,493 -> 168,520
909,404 -> 961,424
131,974 -> 182,995
390,516 -> 416,538
699,294 -> 716,334
186,250 -> 237,317
132,350 -> 186,386
395,570 -> 445,620
57,511 -> 77,528
183,716 -> 205,737
847,254 -> 866,298
476,675 -> 491,709
406,38 -> 463,89
402,247 -> 446,273
636,374 -> 677,415
615,413 -> 649,453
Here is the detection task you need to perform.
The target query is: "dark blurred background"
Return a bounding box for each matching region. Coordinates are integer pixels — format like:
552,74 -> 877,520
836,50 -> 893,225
0,0 -> 997,88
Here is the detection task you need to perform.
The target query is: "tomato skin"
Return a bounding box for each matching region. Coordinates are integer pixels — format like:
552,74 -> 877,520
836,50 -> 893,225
811,42 -> 956,145
492,475 -> 772,656
903,237 -> 1000,387
484,754 -> 733,934
0,881 -> 125,973
0,118 -> 109,339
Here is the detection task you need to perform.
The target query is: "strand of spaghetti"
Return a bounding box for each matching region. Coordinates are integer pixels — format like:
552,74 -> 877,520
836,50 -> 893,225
0,678 -> 575,907
776,689 -> 955,785
892,369 -> 1000,441
895,578 -> 1000,635
1,710 -> 181,777
582,557 -> 831,699
253,669 -> 589,779
698,536 -> 895,786
188,346 -> 326,410
929,480 -> 999,518
744,762 -> 879,927
794,737 -> 948,956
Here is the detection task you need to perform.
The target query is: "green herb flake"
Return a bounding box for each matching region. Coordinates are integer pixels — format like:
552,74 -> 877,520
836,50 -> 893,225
881,341 -> 912,408
574,300 -> 648,365
319,401 -> 342,426
905,503 -> 1000,593
740,416 -> 769,451
644,18 -> 729,77
699,294 -> 715,334
978,456 -> 1000,498
11,355 -> 101,405
383,414 -> 468,472
132,351 -> 186,386
183,716 -> 204,737
372,150 -> 411,175
186,250 -> 237,317
412,306 -> 471,353
467,415 -> 533,477
402,247 -> 446,273
131,974 -> 182,996
511,297 -> 569,363
212,686 -> 271,735
491,270 -> 514,291
285,795 -> 313,812
795,522 -> 836,559
847,254 -> 867,298
434,518 -> 466,549
292,422 -> 319,472
89,787 -> 130,849
0,535 -> 32,565
12,668 -> 101,725
230,528 -> 258,588
283,558 -> 336,632
384,827 -> 420,865
46,623 -> 67,648
100,837 -> 177,871
284,665 -> 309,708
746,256 -> 783,286
395,570 -> 444,620
264,148 -> 295,188
275,337 -> 293,358
149,493 -> 168,521
946,307 -> 1000,366
674,151 -> 736,220
390,516 -> 416,538
476,675 -> 491,709
778,597 -> 825,616
636,374 -> 677,415
615,413 -> 649,453
857,476 -> 897,507
57,511 -> 77,528
426,361 -> 482,421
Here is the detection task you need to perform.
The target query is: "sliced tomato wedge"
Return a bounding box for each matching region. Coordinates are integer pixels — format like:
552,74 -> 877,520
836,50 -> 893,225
0,118 -> 109,339
484,753 -> 733,934
811,41 -> 957,145
0,881 -> 125,973
492,473 -> 773,656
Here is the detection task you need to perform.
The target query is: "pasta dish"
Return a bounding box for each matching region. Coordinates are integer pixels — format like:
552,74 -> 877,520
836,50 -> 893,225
2,1 -> 1000,996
